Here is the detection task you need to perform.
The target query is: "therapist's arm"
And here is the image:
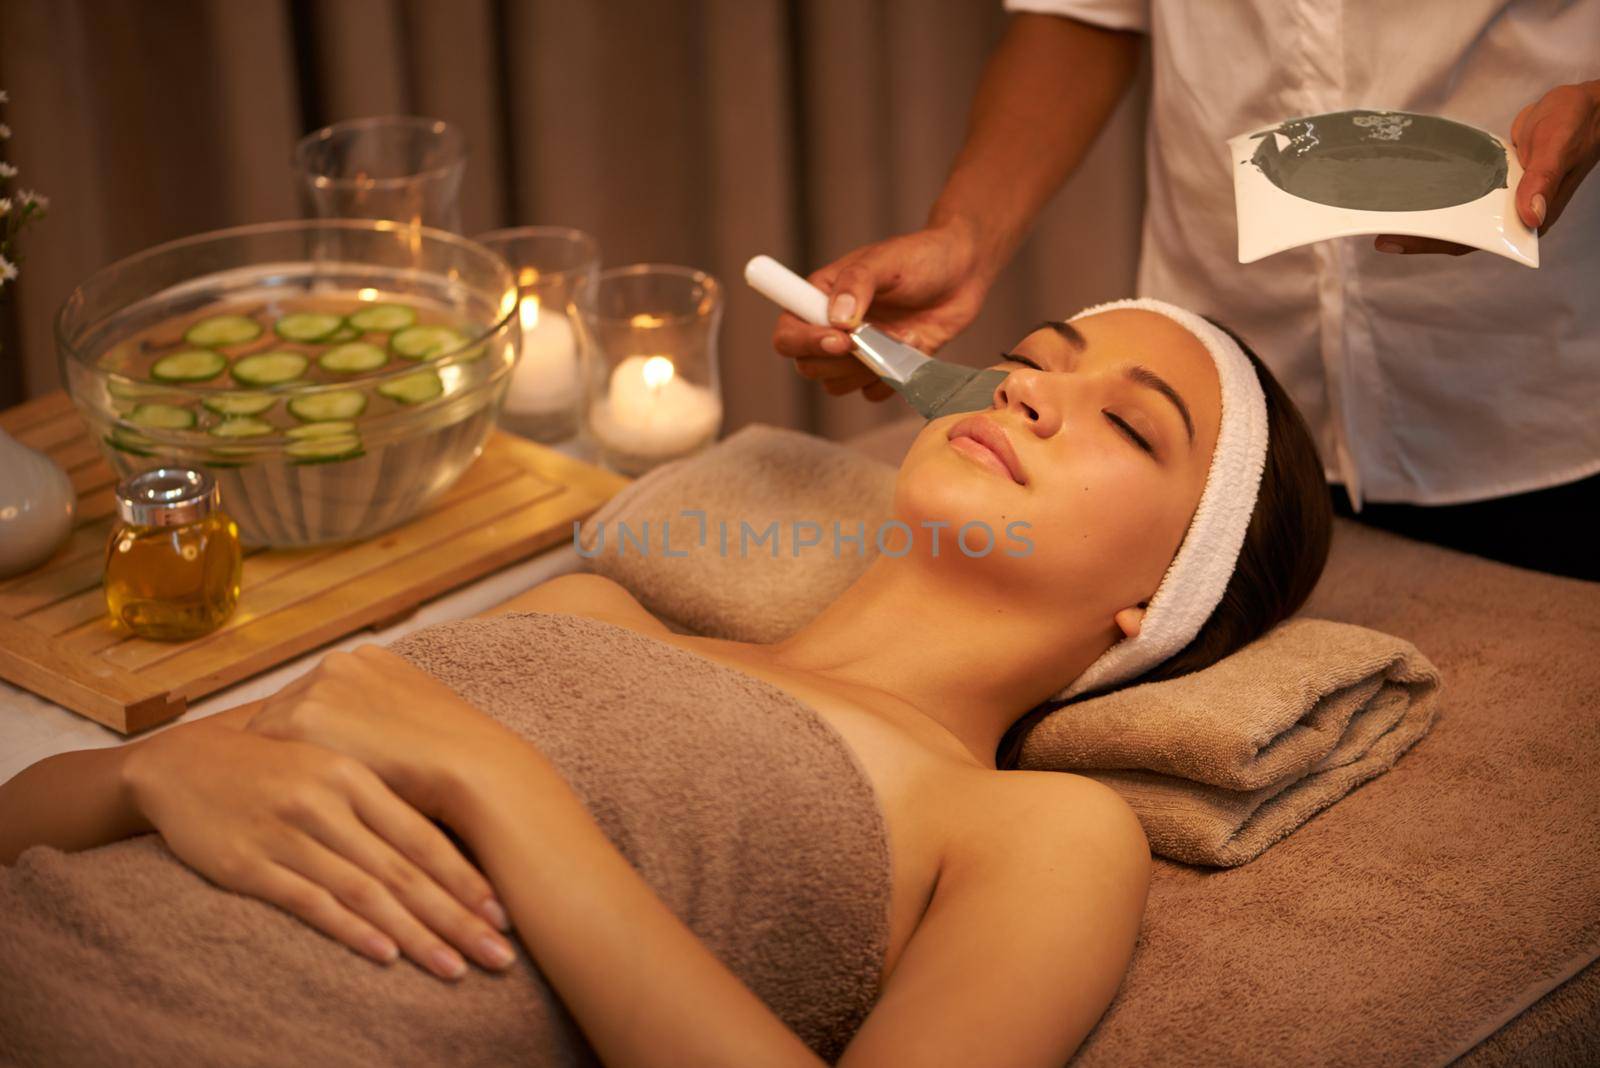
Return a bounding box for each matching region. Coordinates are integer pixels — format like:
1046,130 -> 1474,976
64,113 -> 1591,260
930,13 -> 1144,285
772,13 -> 1142,390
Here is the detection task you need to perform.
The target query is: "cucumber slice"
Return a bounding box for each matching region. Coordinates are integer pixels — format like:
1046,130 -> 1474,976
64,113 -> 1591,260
201,391 -> 277,417
286,435 -> 364,464
288,389 -> 368,422
391,325 -> 467,361
318,342 -> 388,375
286,420 -> 357,440
208,416 -> 275,439
349,303 -> 417,333
232,351 -> 309,387
184,314 -> 262,347
324,322 -> 362,343
105,429 -> 156,456
274,312 -> 344,343
150,349 -> 227,383
376,369 -> 443,405
128,403 -> 196,430
107,377 -> 159,400
204,444 -> 258,468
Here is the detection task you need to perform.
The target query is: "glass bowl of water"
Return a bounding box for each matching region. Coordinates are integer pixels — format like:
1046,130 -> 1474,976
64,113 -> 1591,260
56,219 -> 520,547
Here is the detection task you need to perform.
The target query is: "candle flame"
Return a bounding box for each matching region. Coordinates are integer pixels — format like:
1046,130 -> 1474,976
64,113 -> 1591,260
357,287 -> 380,301
519,295 -> 541,331
518,267 -> 540,287
642,356 -> 675,390
630,312 -> 665,328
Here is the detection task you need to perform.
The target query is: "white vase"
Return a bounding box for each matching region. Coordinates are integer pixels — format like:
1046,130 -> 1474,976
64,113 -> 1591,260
0,425 -> 77,578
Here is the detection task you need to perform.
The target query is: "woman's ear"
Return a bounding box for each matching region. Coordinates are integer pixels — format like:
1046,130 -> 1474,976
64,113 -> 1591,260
1113,602 -> 1148,639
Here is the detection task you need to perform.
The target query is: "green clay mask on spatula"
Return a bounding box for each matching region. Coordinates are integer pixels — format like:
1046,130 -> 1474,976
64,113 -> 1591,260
745,255 -> 1009,420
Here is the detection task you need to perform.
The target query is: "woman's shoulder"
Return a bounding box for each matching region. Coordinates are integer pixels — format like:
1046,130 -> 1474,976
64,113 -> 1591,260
937,767 -> 1151,876
483,573 -> 673,635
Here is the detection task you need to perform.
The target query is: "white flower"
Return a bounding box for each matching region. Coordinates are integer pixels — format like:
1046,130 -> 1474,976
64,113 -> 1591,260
0,90 -> 8,104
16,189 -> 45,211
0,256 -> 17,284
0,198 -> 9,217
0,162 -> 15,179
0,125 -> 10,139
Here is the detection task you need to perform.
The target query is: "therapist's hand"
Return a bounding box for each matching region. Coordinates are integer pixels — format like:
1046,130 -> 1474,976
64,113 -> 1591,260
770,219 -> 997,401
1375,79 -> 1600,256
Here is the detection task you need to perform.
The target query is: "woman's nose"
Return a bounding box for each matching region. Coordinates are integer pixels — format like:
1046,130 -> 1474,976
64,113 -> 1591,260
993,370 -> 1062,437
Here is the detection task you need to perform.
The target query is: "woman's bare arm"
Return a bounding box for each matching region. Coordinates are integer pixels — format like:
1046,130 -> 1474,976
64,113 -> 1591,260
838,774 -> 1151,1066
0,701 -> 261,864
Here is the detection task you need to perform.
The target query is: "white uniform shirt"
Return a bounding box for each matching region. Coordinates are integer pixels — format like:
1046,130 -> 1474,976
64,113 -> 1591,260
1005,0 -> 1600,506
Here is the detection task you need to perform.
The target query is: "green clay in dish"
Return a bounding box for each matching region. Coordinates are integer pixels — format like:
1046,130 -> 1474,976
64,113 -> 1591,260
1247,110 -> 1507,212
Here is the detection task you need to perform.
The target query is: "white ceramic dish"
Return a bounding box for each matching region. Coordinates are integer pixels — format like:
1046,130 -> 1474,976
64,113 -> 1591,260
1228,109 -> 1538,269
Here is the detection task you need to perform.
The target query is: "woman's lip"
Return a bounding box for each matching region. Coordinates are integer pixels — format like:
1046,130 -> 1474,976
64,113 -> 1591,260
949,435 -> 1019,482
947,416 -> 1027,484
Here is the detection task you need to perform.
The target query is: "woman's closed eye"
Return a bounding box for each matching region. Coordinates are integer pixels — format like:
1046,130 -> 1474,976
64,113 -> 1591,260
999,351 -> 1043,371
998,351 -> 1156,456
1103,411 -> 1154,455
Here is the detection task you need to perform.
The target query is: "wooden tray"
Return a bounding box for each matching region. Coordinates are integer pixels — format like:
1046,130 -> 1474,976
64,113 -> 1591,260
0,391 -> 629,734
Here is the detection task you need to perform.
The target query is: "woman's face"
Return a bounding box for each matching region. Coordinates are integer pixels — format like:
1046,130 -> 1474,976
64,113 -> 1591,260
892,308 -> 1224,623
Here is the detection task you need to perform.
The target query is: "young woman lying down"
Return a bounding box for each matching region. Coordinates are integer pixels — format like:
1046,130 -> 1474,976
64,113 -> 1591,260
0,299 -> 1330,1067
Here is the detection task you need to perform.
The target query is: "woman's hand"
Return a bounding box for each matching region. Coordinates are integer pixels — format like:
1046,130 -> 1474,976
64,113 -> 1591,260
770,219 -> 997,400
1376,79 -> 1599,255
123,716 -> 517,981
247,643 -> 524,827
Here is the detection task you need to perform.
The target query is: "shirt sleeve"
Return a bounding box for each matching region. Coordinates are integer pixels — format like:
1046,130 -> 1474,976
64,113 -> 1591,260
1001,0 -> 1150,34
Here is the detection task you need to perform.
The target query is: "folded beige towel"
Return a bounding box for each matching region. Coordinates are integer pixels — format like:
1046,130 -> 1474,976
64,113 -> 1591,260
581,424 -> 1442,867
1018,618 -> 1442,867
580,425 -> 894,642
0,612 -> 890,1066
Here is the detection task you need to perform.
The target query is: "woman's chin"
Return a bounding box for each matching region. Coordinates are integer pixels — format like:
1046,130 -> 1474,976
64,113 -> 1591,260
894,456 -> 1021,535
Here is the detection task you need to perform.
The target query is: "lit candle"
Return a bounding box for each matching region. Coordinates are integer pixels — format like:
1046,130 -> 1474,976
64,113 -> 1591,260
590,354 -> 721,460
505,295 -> 579,414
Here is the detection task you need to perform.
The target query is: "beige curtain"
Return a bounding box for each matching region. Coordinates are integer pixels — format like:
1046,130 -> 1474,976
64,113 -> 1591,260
0,0 -> 1147,442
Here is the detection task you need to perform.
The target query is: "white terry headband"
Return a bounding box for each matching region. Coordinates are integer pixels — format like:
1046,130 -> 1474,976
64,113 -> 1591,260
1054,298 -> 1270,701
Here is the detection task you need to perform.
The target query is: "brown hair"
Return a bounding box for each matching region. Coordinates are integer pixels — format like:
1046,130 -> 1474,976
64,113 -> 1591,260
996,317 -> 1333,770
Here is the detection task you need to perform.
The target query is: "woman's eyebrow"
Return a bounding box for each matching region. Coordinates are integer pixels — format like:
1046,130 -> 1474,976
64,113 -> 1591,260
1038,320 -> 1086,350
1127,365 -> 1196,445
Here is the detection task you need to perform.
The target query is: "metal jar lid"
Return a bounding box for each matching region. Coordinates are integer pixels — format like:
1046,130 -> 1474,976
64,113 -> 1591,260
115,467 -> 219,527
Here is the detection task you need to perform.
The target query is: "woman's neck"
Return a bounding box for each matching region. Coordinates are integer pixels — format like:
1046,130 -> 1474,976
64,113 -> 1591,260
763,553 -> 1111,769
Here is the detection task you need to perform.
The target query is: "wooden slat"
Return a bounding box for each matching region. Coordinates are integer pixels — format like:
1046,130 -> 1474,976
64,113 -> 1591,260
54,436 -> 108,475
0,518 -> 118,607
0,616 -> 183,733
0,390 -> 630,732
14,414 -> 91,454
0,390 -> 75,434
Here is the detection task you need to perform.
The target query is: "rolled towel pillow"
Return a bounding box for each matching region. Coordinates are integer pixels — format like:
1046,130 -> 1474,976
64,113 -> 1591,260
1020,617 -> 1443,867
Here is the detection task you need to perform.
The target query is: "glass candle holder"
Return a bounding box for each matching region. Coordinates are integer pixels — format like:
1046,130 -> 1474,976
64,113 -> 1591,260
293,115 -> 467,232
577,265 -> 723,476
473,226 -> 599,444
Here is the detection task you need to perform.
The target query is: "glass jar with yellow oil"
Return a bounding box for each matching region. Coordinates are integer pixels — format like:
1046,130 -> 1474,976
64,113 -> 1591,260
105,468 -> 242,640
